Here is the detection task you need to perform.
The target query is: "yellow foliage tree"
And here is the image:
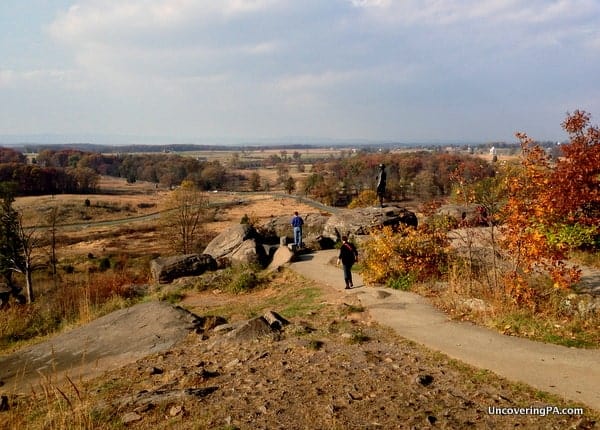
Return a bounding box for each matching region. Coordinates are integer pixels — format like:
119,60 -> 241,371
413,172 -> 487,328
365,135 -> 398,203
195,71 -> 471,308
348,190 -> 378,208
360,225 -> 450,286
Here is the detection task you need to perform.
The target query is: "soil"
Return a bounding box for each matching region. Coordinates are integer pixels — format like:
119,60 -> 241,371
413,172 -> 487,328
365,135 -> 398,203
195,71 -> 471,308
1,271 -> 596,429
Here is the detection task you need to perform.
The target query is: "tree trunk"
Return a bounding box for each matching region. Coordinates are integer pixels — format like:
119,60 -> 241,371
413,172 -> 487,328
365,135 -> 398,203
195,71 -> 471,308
25,268 -> 34,303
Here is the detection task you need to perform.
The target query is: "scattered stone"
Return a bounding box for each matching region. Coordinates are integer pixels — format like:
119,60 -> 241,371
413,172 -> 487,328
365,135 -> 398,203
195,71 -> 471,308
169,405 -> 184,416
121,411 -> 143,425
147,366 -> 163,375
195,367 -> 219,379
0,395 -> 9,412
229,238 -> 266,266
226,316 -> 280,342
203,224 -> 267,266
427,415 -> 437,425
262,311 -> 289,330
417,374 -> 434,386
461,298 -> 491,313
194,315 -> 228,333
117,387 -> 218,409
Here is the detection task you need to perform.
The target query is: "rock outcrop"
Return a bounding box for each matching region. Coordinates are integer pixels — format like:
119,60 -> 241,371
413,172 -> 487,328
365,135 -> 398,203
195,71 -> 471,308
260,213 -> 330,243
323,205 -> 418,241
150,254 -> 217,284
203,224 -> 266,266
436,204 -> 489,226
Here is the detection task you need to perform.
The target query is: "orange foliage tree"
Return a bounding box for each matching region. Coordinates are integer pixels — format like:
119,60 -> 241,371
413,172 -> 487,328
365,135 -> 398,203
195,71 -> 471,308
501,110 -> 600,300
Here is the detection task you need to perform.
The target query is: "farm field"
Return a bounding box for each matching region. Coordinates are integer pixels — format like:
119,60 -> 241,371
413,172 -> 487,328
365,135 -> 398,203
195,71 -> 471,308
14,176 -> 322,261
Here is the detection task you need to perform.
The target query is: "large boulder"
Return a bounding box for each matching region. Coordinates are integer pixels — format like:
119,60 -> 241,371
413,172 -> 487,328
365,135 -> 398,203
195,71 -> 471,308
203,224 -> 266,266
260,213 -> 330,243
266,246 -> 295,271
150,254 -> 217,284
203,224 -> 256,259
323,205 -> 418,241
229,238 -> 266,266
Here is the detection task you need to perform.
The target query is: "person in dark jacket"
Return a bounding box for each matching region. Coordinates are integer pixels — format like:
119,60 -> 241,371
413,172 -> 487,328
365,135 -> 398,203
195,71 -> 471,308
337,235 -> 358,289
376,163 -> 387,207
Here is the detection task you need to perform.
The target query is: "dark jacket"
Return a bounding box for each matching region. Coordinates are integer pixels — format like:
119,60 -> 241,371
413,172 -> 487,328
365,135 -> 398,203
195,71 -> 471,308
338,241 -> 358,266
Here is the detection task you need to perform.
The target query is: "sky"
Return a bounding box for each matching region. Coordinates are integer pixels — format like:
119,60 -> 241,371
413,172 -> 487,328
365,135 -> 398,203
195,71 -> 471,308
1,0 -> 599,145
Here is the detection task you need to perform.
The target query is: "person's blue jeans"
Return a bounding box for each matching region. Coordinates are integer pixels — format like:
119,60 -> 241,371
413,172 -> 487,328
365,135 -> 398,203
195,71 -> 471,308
293,227 -> 302,246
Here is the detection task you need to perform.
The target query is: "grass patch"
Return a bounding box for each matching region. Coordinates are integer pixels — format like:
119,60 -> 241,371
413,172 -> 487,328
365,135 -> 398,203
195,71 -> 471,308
159,290 -> 187,304
340,303 -> 365,315
570,249 -> 600,269
306,339 -> 324,350
348,330 -> 370,344
420,256 -> 600,349
488,310 -> 599,349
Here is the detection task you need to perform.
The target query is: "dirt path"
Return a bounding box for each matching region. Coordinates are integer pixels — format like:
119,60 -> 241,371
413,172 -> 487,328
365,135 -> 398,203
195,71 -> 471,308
289,249 -> 600,411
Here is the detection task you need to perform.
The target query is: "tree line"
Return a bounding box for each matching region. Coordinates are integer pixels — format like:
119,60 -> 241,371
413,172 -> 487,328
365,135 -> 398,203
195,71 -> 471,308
302,151 -> 496,205
0,147 -> 235,195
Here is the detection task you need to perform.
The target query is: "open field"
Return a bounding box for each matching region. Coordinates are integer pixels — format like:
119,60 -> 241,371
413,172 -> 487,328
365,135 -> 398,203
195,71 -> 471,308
14,176 -> 323,262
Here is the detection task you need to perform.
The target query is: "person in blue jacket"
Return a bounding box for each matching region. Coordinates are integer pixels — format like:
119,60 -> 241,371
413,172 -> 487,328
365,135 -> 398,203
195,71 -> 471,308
291,211 -> 304,247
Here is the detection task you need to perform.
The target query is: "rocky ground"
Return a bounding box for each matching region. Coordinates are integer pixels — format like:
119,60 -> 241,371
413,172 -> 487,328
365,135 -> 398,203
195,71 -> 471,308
3,271 -> 596,430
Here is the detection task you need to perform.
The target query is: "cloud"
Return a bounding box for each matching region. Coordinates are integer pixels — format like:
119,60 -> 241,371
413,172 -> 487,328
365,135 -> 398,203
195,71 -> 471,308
0,68 -> 80,89
4,0 -> 598,141
347,0 -> 599,25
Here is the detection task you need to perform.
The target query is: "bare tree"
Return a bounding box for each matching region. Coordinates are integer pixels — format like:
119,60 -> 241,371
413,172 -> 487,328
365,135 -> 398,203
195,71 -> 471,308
13,214 -> 43,303
161,180 -> 209,254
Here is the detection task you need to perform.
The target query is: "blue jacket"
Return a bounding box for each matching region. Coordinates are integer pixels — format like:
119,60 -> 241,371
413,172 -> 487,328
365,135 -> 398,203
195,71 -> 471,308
291,215 -> 304,227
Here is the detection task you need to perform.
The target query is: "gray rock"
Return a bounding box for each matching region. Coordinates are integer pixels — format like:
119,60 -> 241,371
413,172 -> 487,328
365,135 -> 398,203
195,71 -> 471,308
461,298 -> 491,313
226,316 -> 280,342
260,213 -> 330,242
203,224 -> 256,260
121,412 -> 143,424
203,224 -> 267,266
323,205 -> 418,241
150,254 -> 217,284
229,238 -> 266,266
266,246 -> 295,271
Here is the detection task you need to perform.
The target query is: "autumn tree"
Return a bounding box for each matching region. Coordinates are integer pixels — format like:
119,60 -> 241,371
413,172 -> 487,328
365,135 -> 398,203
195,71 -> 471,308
161,180 -> 209,254
501,110 -> 599,299
552,110 -> 600,227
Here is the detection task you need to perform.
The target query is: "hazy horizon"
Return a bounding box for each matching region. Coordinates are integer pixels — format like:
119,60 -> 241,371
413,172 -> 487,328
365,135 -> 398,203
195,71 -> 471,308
0,132 -> 520,147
